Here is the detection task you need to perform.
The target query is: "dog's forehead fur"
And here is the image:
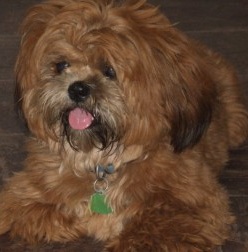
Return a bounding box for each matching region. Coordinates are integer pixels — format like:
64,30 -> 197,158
26,0 -> 168,81
19,0 -> 172,76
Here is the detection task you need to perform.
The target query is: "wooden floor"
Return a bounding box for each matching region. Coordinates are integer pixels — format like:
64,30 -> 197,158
0,0 -> 247,251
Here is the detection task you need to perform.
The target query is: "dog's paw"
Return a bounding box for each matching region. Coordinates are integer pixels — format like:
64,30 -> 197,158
104,238 -> 168,252
104,238 -> 205,252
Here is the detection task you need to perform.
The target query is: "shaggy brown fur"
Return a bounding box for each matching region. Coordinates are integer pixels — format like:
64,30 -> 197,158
1,0 -> 248,251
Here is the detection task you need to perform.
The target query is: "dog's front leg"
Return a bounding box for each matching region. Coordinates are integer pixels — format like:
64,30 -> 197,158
104,199 -> 230,252
0,171 -> 87,244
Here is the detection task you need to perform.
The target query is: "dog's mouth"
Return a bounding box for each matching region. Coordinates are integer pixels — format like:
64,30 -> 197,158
61,105 -> 121,152
68,107 -> 94,130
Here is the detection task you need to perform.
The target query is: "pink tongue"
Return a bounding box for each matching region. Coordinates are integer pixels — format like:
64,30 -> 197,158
68,108 -> 94,130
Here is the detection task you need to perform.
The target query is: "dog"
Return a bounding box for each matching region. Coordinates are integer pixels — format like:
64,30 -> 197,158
0,0 -> 248,251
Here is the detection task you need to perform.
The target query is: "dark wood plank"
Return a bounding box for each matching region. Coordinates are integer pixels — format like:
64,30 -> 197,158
0,0 -> 41,35
151,0 -> 248,32
0,38 -> 19,81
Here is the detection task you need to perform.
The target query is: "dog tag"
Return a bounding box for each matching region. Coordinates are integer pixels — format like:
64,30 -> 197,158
90,192 -> 113,214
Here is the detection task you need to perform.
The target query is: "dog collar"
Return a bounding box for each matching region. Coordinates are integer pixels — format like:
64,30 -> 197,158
94,164 -> 115,179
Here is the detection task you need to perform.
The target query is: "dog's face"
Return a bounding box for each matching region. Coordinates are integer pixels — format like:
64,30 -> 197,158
15,0 -> 216,154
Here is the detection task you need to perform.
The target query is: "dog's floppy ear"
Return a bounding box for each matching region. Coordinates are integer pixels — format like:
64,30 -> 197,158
168,70 -> 215,153
14,2 -> 67,136
120,1 -> 217,152
147,29 -> 216,152
158,39 -> 216,153
15,2 -> 61,93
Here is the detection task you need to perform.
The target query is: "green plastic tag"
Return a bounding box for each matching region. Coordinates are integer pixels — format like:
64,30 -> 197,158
90,193 -> 113,214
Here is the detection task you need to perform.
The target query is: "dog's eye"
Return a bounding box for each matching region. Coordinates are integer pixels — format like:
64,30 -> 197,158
103,65 -> 116,79
55,61 -> 70,74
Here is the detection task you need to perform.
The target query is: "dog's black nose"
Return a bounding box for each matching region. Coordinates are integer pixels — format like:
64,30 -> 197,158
68,81 -> 91,102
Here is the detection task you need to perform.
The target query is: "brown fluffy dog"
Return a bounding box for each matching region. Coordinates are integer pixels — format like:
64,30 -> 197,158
0,0 -> 248,251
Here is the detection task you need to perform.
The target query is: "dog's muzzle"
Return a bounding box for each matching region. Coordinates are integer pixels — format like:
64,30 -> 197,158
67,81 -> 94,130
